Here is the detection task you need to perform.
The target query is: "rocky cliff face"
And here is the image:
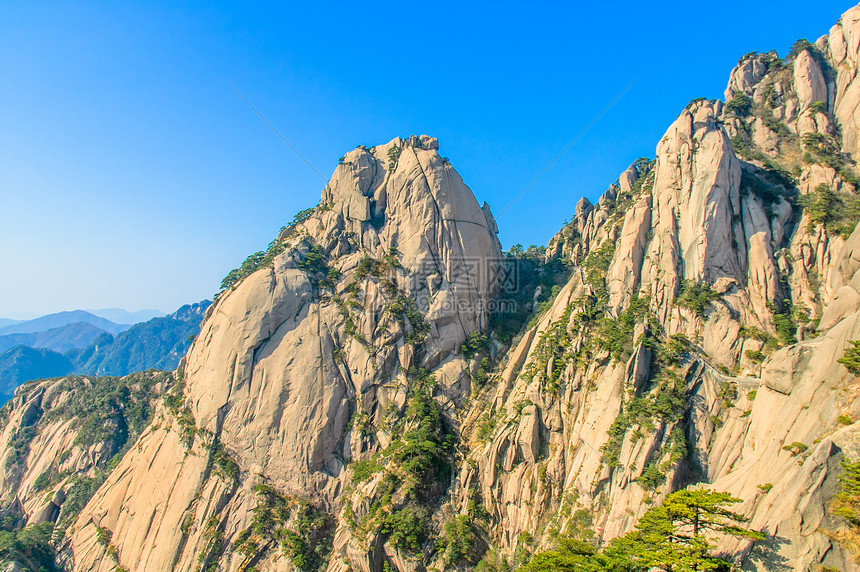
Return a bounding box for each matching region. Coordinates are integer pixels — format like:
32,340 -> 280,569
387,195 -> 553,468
0,371 -> 172,541
8,6 -> 860,572
50,135 -> 503,572
454,6 -> 860,570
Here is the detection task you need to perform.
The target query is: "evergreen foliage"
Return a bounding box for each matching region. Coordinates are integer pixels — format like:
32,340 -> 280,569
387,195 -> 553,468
798,183 -> 860,238
522,489 -> 764,572
346,369 -> 453,554
218,206 -> 318,294
231,484 -> 333,571
725,91 -> 752,116
489,246 -> 570,343
601,373 -> 687,467
837,340 -> 860,375
833,457 -> 860,525
439,515 -> 477,566
0,519 -> 58,571
839,340 -> 860,374
297,244 -> 337,288
676,280 -> 720,318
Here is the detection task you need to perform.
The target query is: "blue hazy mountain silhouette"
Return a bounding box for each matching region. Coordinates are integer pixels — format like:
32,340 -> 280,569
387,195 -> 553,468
0,322 -> 110,354
0,310 -> 129,336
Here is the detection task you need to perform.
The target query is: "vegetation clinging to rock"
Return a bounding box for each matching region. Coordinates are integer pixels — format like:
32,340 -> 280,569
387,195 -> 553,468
232,484 -> 333,571
798,183 -> 860,238
676,280 -> 720,318
520,489 -> 763,571
346,368 -> 454,554
839,340 -> 860,375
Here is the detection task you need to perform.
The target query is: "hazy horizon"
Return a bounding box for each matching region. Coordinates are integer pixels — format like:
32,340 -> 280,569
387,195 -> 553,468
0,307 -> 170,322
2,0 -> 852,315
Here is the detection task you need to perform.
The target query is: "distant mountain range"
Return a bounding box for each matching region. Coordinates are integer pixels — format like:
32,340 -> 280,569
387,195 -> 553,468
86,308 -> 165,324
0,310 -> 130,336
0,321 -> 107,354
0,346 -> 74,399
70,301 -> 210,375
0,309 -> 167,355
0,301 -> 210,401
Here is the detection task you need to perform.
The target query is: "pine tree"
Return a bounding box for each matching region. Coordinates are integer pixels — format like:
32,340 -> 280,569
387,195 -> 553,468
521,489 -> 764,572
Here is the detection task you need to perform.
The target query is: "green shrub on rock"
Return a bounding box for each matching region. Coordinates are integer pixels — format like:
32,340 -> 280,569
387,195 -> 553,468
839,340 -> 860,375
676,280 -> 720,318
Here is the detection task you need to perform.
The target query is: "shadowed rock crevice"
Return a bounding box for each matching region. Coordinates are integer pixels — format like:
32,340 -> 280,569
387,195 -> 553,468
10,7 -> 860,571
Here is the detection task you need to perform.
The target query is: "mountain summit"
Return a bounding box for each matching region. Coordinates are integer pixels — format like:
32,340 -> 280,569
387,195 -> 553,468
8,4 -> 860,571
53,134 -> 502,571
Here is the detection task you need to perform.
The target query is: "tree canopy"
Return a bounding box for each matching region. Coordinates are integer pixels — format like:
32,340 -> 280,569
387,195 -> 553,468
521,489 -> 764,572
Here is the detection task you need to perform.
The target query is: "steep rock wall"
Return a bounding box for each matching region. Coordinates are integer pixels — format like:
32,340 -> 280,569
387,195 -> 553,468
62,136 -> 503,572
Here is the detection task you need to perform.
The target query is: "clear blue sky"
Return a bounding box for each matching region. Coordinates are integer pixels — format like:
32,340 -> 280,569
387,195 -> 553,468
0,0 -> 853,317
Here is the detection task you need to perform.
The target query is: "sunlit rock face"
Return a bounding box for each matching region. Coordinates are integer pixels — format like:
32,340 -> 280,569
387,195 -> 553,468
60,135 -> 504,571
9,6 -> 860,572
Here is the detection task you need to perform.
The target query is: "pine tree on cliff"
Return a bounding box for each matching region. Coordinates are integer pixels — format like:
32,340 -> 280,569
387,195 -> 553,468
523,489 -> 764,572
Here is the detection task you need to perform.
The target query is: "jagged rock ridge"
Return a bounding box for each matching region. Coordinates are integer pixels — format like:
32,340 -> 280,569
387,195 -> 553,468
53,135 -> 503,572
451,6 -> 860,570
7,5 -> 860,571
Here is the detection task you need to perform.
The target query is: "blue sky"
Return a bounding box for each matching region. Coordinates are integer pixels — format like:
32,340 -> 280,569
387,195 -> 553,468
0,0 -> 853,317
